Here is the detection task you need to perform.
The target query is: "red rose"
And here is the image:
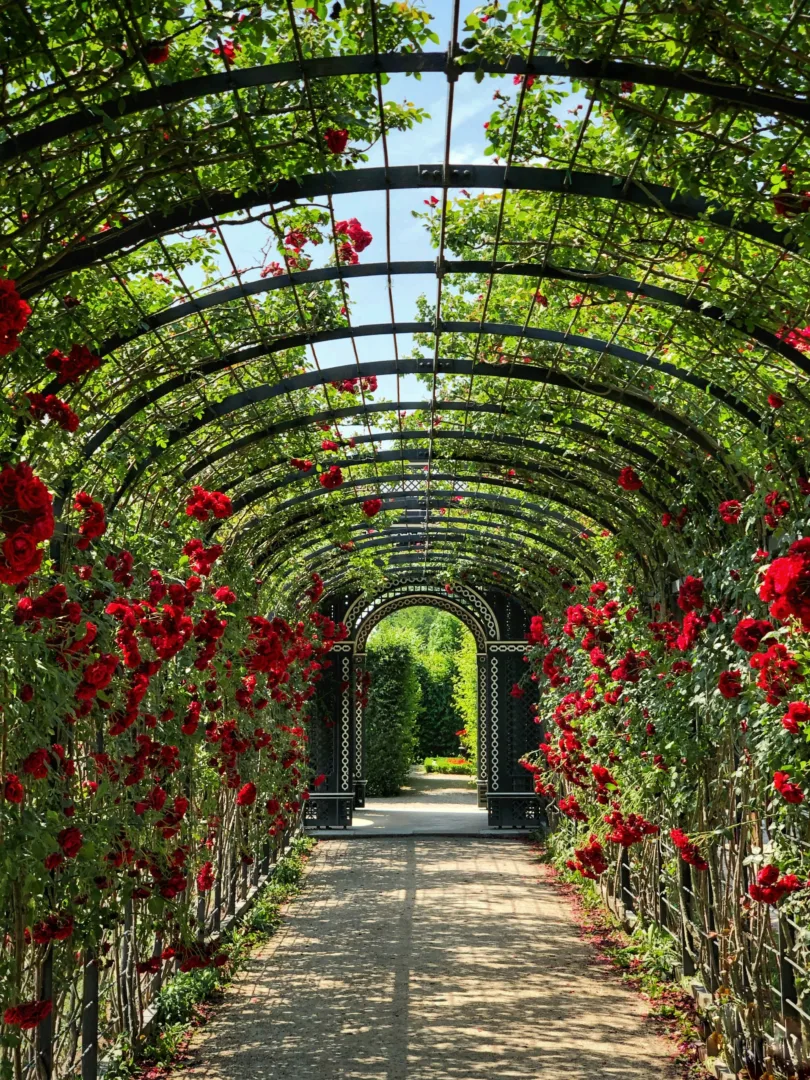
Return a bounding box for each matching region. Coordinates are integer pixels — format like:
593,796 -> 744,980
768,393 -> 784,409
718,670 -> 742,699
57,826 -> 83,858
732,618 -> 773,652
759,537 -> 810,630
774,771 -> 805,804
236,782 -> 256,807
3,999 -> 52,1030
319,466 -> 343,490
718,499 -> 742,524
617,466 -> 643,491
782,701 -> 810,734
0,279 -> 31,355
197,861 -> 215,892
3,530 -> 40,572
144,41 -> 170,64
362,498 -> 382,518
3,773 -> 24,803
324,128 -> 349,154
677,575 -> 704,613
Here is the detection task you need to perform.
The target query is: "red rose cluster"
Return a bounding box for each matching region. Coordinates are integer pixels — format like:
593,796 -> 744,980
759,537 -> 810,631
185,485 -> 233,521
26,391 -> 80,432
670,827 -> 707,871
362,498 -> 382,518
748,864 -> 803,905
335,217 -> 372,264
566,835 -> 608,879
319,466 -> 343,490
45,344 -> 100,385
0,462 -> 54,585
0,279 -> 31,355
73,492 -> 106,550
617,466 -> 643,491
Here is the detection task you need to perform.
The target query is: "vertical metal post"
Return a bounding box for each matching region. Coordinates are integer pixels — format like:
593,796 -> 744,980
679,859 -> 696,977
213,878 -> 222,933
778,917 -> 801,1039
227,848 -> 237,916
81,949 -> 98,1080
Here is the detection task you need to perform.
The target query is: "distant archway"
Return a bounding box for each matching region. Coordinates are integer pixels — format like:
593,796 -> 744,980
305,582 -> 541,830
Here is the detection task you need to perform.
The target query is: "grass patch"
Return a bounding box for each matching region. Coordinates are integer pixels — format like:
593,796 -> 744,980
104,835 -> 316,1079
423,755 -> 474,775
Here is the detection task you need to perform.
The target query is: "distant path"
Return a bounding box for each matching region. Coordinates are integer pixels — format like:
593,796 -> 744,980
176,838 -> 678,1080
344,769 -> 491,836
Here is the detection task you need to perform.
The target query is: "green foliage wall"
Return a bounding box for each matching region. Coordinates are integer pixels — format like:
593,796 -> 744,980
453,633 -> 480,768
412,650 -> 465,758
363,633 -> 421,796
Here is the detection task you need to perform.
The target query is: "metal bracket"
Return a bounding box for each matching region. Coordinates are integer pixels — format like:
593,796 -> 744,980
418,164 -> 477,186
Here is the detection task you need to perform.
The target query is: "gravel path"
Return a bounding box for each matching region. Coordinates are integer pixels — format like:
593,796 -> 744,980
175,838 -> 677,1079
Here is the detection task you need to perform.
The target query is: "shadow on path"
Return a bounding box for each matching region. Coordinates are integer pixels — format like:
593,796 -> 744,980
176,838 -> 678,1080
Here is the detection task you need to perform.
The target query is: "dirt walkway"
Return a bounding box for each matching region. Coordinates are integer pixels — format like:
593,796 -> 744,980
175,838 -> 677,1080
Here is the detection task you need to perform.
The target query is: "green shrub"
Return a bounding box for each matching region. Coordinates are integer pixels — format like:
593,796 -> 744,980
453,632 -> 479,770
413,650 -> 466,757
364,631 -> 420,796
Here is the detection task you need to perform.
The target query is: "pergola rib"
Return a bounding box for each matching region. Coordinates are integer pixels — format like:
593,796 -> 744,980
215,444 -> 671,518
105,355 -> 732,511
232,473 -> 655,570
7,51 -> 809,166
84,321 -> 758,470
98,261 -> 810,376
254,499 -> 598,578
183,402 -> 687,487
19,164 -> 798,295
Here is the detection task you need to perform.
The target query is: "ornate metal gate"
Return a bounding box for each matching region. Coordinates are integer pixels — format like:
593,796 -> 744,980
304,581 -> 540,829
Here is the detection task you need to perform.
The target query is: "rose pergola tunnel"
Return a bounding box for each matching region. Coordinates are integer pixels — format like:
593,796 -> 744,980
2,0 -> 810,1077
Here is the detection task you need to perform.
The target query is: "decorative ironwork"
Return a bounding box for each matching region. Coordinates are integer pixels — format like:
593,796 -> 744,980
354,593 -> 490,653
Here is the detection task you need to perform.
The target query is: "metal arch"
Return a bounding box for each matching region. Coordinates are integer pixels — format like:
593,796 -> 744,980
228,470 -> 636,544
108,355 -> 730,509
254,499 -> 598,577
300,530 -> 567,592
254,499 -> 592,574
98,260 -> 810,375
85,319 -> 751,467
242,476 -> 653,572
181,400 -> 685,483
354,593 -> 488,653
7,51 -> 809,166
22,164 -> 799,294
216,446 -> 670,518
345,578 -> 500,639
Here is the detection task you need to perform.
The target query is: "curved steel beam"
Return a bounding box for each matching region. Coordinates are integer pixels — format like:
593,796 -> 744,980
181,400 -> 684,483
87,318 -> 755,467
255,499 -> 597,576
22,164 -> 797,294
219,447 -> 669,521
6,52 -> 808,165
108,355 -> 731,509
234,472 -> 649,566
99,260 -> 809,374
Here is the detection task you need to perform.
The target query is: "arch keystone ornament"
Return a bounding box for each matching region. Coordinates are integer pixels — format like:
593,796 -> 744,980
304,582 -> 538,829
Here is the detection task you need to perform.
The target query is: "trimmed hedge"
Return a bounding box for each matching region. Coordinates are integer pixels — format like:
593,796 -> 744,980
364,635 -> 420,796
